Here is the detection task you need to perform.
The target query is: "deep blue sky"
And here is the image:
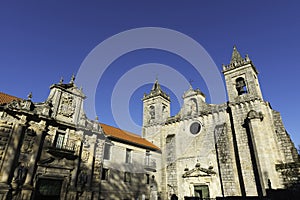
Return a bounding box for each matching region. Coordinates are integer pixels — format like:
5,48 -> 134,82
0,1 -> 299,146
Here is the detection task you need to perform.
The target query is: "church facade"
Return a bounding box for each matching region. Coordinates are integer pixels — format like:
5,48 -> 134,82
142,47 -> 299,199
0,77 -> 160,200
0,46 -> 298,200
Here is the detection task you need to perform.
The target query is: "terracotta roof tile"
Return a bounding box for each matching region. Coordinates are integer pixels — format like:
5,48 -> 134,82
100,123 -> 160,151
0,92 -> 20,105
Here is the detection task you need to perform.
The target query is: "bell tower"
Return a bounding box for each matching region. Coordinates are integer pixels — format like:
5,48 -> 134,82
223,46 -> 263,102
142,79 -> 170,128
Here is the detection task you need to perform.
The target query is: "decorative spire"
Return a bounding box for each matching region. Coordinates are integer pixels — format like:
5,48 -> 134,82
70,74 -> 75,84
230,45 -> 243,64
143,78 -> 170,101
151,79 -> 161,92
59,77 -> 64,84
188,79 -> 194,90
27,92 -> 32,100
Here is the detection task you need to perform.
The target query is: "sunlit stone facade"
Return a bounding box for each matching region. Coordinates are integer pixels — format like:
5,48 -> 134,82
142,47 -> 299,199
0,78 -> 160,200
0,78 -> 106,200
0,47 -> 298,200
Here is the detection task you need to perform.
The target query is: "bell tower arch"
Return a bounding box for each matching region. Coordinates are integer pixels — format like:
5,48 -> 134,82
222,46 -> 263,102
142,79 -> 170,138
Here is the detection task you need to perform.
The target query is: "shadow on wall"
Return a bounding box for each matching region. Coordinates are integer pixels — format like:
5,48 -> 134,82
100,161 -> 159,200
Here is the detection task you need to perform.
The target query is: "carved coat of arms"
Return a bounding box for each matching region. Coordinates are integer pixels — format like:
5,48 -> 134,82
58,94 -> 75,118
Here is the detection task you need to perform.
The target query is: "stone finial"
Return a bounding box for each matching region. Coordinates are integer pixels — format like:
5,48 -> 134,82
230,45 -> 243,64
59,77 -> 64,84
245,54 -> 251,62
27,92 -> 32,100
143,78 -> 170,101
70,74 -> 75,84
95,116 -> 99,121
188,79 -> 194,90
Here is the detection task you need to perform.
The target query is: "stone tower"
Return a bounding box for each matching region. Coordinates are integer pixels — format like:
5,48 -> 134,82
142,79 -> 170,139
223,45 -> 263,102
222,46 -> 298,197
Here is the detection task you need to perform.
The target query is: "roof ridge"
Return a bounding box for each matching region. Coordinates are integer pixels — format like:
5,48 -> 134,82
0,91 -> 21,105
0,91 -> 20,99
99,123 -> 141,138
100,123 -> 160,150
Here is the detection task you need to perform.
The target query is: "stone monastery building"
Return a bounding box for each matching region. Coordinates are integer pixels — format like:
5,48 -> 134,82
0,47 -> 298,200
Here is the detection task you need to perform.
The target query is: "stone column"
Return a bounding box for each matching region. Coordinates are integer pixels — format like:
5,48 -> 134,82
21,120 -> 46,199
246,111 -> 266,196
0,115 -> 26,198
67,130 -> 83,199
86,134 -> 97,198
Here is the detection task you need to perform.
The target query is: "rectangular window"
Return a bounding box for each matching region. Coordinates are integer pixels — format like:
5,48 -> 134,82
124,172 -> 131,183
125,149 -> 132,163
194,185 -> 210,199
53,131 -> 65,149
36,179 -> 62,199
145,150 -> 150,166
101,168 -> 109,180
146,174 -> 150,184
103,144 -> 111,160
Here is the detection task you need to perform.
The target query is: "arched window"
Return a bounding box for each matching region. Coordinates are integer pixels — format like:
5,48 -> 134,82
189,98 -> 198,115
236,77 -> 247,95
149,105 -> 155,119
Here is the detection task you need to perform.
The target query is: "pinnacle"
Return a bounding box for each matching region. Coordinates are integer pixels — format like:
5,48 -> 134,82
143,78 -> 170,101
151,79 -> 161,92
230,45 -> 243,64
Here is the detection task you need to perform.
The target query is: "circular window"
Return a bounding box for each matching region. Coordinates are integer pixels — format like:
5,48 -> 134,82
190,122 -> 201,135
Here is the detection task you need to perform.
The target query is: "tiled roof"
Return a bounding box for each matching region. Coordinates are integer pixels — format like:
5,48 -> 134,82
100,123 -> 160,151
0,92 -> 20,105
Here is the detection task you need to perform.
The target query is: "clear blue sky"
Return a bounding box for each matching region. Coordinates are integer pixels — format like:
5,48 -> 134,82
0,1 -> 299,146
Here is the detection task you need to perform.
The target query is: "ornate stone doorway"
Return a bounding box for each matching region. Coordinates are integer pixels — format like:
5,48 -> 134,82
34,179 -> 63,200
194,185 -> 209,199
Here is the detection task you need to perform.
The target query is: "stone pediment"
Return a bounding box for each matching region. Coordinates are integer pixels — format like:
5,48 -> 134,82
182,86 -> 205,99
39,157 -> 74,170
182,165 -> 216,178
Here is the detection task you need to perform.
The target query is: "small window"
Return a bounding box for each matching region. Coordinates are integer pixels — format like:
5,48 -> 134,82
103,144 -> 111,160
53,131 -> 65,149
146,174 -> 150,184
149,105 -> 155,119
125,149 -> 132,163
101,168 -> 109,180
236,77 -> 247,95
145,151 -> 150,166
124,172 -> 131,183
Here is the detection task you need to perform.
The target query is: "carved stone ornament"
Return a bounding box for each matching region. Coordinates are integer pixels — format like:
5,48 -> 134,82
16,114 -> 27,125
182,165 -> 216,178
21,130 -> 36,153
83,134 -> 97,148
13,163 -> 28,187
58,94 -> 75,118
6,99 -> 32,111
6,100 -> 21,110
28,120 -> 46,133
46,126 -> 58,145
69,129 -> 83,141
247,110 -> 264,121
81,150 -> 90,162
